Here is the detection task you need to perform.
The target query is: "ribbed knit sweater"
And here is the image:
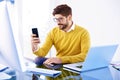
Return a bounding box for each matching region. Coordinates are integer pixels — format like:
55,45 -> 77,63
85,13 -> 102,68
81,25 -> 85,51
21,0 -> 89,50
34,24 -> 90,63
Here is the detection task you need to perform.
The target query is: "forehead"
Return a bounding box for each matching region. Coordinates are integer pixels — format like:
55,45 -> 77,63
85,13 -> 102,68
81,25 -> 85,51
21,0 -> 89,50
54,14 -> 65,18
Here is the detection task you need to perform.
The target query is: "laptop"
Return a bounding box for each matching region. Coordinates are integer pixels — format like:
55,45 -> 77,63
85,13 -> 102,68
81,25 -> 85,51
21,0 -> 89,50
63,44 -> 118,73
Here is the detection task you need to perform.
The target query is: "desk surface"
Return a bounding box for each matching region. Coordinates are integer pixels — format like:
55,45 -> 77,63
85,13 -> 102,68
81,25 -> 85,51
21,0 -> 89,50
1,65 -> 120,80
31,65 -> 120,80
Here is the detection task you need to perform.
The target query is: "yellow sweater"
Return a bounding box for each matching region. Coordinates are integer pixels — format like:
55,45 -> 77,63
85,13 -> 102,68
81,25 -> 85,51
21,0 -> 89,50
34,24 -> 90,63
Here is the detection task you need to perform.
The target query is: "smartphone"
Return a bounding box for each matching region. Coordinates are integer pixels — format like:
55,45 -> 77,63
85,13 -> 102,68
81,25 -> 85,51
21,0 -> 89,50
32,28 -> 39,37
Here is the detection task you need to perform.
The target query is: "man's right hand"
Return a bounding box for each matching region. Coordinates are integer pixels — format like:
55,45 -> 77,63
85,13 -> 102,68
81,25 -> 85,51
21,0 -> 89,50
31,34 -> 40,52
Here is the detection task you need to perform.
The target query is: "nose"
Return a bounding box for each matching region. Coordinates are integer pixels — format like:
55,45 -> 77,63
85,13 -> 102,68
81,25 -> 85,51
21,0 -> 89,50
56,21 -> 61,24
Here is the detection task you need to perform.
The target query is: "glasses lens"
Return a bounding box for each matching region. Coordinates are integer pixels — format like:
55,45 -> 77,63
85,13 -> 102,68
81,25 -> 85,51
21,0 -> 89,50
53,18 -> 57,22
53,18 -> 64,22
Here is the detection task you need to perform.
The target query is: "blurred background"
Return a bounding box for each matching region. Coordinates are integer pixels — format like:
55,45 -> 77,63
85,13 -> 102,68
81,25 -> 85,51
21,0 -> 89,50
4,0 -> 120,62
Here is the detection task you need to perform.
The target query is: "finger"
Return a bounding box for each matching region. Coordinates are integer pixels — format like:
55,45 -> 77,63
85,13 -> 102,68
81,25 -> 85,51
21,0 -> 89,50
44,62 -> 53,65
31,38 -> 40,43
43,59 -> 52,65
32,37 -> 40,40
31,34 -> 37,37
44,63 -> 54,66
32,40 -> 40,43
44,59 -> 50,64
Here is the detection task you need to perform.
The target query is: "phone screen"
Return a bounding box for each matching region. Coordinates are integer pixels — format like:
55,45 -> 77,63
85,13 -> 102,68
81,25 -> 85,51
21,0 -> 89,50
32,28 -> 39,37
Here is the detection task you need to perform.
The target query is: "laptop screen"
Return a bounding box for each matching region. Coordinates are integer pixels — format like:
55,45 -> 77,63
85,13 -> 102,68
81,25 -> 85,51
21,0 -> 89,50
81,44 -> 118,72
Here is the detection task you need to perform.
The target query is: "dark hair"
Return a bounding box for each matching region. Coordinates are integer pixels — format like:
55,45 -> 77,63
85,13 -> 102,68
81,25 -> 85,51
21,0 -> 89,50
52,4 -> 72,17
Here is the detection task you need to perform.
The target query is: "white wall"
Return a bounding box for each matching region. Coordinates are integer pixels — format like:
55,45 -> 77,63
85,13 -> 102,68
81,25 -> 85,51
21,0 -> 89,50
22,0 -> 51,59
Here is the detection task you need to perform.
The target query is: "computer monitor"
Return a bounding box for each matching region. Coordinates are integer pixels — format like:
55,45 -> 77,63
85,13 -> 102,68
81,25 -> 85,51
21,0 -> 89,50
0,2 -> 62,79
0,1 -> 26,72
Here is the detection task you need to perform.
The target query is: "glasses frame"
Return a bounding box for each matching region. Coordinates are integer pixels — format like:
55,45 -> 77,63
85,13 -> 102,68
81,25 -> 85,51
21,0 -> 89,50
53,17 -> 67,22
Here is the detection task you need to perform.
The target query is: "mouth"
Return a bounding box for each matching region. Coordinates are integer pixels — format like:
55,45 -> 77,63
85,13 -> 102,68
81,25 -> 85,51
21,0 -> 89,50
58,24 -> 63,28
58,25 -> 63,29
58,23 -> 63,25
58,24 -> 66,30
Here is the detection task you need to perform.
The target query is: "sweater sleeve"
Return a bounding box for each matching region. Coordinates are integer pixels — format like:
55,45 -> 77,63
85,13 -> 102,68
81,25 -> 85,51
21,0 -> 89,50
34,31 -> 53,57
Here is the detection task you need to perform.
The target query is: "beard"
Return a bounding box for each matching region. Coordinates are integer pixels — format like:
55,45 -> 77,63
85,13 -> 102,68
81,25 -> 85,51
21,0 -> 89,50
58,23 -> 68,30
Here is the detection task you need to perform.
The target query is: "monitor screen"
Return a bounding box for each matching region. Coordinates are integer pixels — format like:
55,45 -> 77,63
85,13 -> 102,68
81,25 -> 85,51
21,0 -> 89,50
0,1 -> 26,72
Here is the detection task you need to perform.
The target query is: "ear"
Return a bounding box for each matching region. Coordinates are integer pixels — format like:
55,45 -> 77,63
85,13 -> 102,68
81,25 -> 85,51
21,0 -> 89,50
68,15 -> 72,20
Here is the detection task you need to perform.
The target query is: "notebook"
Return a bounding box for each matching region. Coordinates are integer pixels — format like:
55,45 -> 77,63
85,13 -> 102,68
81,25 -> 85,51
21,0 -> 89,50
63,44 -> 118,73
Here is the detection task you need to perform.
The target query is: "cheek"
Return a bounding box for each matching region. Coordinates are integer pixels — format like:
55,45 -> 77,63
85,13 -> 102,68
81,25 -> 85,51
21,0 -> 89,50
62,20 -> 68,25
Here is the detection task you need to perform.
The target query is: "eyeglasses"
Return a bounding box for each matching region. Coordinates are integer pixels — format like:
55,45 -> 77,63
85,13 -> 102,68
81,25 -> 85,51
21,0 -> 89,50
53,17 -> 65,22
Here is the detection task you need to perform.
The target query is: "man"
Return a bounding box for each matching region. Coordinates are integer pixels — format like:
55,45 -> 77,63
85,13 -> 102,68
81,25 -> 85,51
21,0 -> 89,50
31,4 -> 90,67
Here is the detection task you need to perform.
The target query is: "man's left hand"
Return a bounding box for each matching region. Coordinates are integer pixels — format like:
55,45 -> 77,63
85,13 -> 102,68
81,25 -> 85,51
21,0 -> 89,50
43,57 -> 62,66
